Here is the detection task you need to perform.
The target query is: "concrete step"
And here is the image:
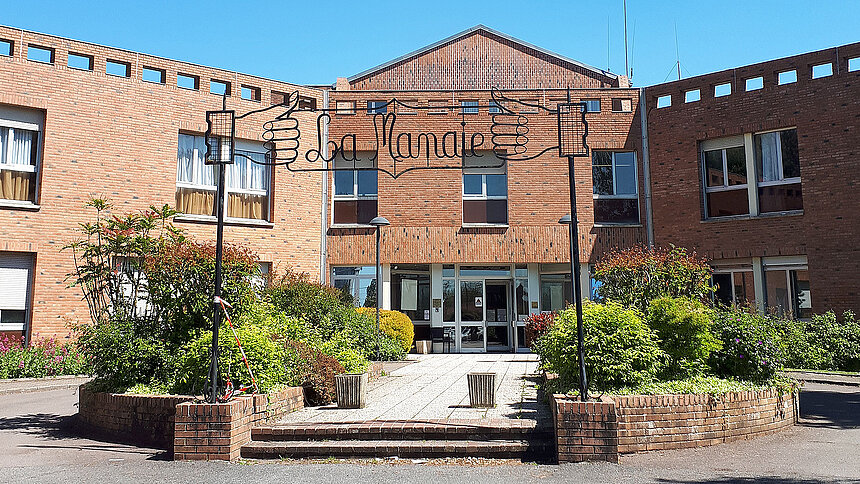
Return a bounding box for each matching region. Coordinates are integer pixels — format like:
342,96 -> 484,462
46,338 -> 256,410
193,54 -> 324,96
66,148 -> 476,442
252,419 -> 552,442
241,439 -> 552,459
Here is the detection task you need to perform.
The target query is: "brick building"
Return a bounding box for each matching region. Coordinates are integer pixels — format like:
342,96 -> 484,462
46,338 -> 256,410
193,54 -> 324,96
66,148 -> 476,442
1,24 -> 858,352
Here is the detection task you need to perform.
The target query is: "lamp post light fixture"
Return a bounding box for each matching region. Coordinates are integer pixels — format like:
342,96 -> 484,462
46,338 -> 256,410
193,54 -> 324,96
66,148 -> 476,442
368,216 -> 390,361
559,213 -> 588,402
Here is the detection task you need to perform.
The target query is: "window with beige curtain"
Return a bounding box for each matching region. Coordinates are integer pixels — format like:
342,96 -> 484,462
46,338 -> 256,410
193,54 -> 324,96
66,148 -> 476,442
0,126 -> 39,203
175,134 -> 270,221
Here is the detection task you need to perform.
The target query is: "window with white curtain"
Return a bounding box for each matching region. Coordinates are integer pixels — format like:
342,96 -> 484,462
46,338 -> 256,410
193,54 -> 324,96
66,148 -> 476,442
175,133 -> 271,221
0,105 -> 42,204
754,128 -> 802,213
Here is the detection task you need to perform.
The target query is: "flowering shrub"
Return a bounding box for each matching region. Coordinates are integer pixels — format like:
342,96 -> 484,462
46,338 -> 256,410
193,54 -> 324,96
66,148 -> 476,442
0,334 -> 90,379
709,307 -> 783,382
592,245 -> 714,313
524,312 -> 555,348
356,308 -> 414,353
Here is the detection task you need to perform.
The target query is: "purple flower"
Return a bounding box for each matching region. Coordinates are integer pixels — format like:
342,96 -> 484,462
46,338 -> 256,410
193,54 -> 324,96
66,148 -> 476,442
734,338 -> 740,343
739,355 -> 744,359
757,341 -> 762,345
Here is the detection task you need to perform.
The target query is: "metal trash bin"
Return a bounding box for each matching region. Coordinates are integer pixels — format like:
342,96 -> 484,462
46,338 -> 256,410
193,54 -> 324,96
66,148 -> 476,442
467,372 -> 496,408
335,372 -> 368,409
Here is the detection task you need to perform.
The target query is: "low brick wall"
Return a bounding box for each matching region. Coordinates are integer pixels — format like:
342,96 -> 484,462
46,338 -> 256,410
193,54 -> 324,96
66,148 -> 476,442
553,389 -> 797,463
174,386 -> 304,461
77,384 -> 195,449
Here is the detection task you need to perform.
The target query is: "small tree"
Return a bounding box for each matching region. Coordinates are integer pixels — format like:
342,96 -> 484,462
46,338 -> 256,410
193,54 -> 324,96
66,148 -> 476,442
592,245 -> 713,313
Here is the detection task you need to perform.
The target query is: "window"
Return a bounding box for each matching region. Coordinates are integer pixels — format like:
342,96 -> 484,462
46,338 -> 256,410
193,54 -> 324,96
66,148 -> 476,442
106,59 -> 130,78
367,101 -> 387,115
657,95 -> 671,108
177,73 -> 199,90
754,128 -> 802,213
714,82 -> 732,97
332,152 -> 377,225
0,39 -> 12,57
713,269 -> 755,307
0,105 -> 43,204
702,139 -> 749,218
175,134 -> 271,221
540,264 -> 572,312
241,85 -> 261,102
442,267 -> 456,323
611,98 -> 632,112
462,153 -> 507,225
391,264 -> 431,322
778,70 -> 797,85
685,89 -> 701,103
849,57 -> 859,72
745,76 -> 763,91
335,100 -> 355,115
142,66 -> 165,84
764,262 -> 811,319
332,266 -> 377,308
583,99 -> 600,113
488,100 -> 502,114
592,151 -> 638,224
298,96 -> 316,110
428,100 -> 447,114
460,100 -> 479,114
67,52 -> 93,71
27,45 -> 54,64
0,252 -> 33,334
811,63 -> 833,79
210,79 -> 230,96
271,90 -> 289,106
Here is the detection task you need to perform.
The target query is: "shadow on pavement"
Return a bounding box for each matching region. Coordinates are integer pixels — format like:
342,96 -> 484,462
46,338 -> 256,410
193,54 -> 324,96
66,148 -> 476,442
0,413 -> 169,460
655,478 -> 860,484
799,387 -> 860,429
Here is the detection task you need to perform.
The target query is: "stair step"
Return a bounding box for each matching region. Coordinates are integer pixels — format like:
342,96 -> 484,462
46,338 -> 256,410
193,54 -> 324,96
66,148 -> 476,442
252,419 -> 552,442
241,439 -> 552,459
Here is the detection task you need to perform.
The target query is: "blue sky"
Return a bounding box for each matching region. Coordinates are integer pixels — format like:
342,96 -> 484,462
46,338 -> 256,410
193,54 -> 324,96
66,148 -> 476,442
4,0 -> 858,87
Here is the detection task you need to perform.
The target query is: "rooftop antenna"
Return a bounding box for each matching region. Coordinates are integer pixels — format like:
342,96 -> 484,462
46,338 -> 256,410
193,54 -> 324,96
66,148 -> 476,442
674,22 -> 681,80
630,20 -> 636,79
623,0 -> 629,80
607,15 -> 611,72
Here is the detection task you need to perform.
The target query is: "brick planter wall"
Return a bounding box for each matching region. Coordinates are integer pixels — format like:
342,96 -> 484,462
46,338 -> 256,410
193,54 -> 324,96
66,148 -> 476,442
174,387 -> 304,461
553,389 -> 797,463
77,384 -> 195,449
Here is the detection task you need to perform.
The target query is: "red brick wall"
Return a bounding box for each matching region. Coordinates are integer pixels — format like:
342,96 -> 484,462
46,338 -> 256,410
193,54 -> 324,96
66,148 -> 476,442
553,389 -> 797,461
77,384 -> 195,449
0,26 -> 324,337
645,42 -> 860,315
612,389 -> 797,453
348,29 -> 619,90
174,387 -> 304,461
326,88 -> 644,266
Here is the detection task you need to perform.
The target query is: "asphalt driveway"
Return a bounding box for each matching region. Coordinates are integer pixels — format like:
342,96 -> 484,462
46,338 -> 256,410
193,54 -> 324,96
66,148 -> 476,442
1,382 -> 858,483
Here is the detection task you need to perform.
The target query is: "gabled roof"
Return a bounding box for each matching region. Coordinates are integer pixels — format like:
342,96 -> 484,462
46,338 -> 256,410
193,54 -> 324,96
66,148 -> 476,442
347,24 -> 617,83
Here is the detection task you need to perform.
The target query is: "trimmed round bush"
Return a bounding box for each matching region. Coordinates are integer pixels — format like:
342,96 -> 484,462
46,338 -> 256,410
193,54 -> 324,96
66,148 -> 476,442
357,308 -> 414,353
647,297 -> 722,378
535,301 -> 665,392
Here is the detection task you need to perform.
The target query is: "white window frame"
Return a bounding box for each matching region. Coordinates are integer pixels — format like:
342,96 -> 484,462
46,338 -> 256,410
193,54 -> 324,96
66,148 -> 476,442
462,162 -> 507,226
0,113 -> 43,205
460,100 -> 479,114
175,133 -> 272,222
331,154 -> 377,227
754,127 -> 801,188
592,151 -> 639,225
366,101 -> 387,115
701,140 -> 749,218
712,268 -> 755,306
762,257 -> 811,320
331,266 -> 377,307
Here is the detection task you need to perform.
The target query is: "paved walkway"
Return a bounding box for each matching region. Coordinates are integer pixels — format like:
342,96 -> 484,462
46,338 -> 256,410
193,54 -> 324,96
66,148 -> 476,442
278,353 -> 547,423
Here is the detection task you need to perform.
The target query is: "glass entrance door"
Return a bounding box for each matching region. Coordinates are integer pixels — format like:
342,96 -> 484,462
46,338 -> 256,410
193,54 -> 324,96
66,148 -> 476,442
459,280 -> 485,352
485,281 -> 511,352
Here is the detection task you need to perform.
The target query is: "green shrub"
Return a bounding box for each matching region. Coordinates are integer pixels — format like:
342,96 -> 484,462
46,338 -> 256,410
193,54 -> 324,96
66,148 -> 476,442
356,308 -> 414,353
284,340 -> 345,405
592,245 -> 713,313
265,271 -> 353,338
781,311 -> 860,371
535,301 -> 665,392
710,307 -> 783,382
647,297 -> 722,378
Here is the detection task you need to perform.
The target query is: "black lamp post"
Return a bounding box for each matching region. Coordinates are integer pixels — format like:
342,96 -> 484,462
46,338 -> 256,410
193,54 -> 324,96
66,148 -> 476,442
368,216 -> 390,361
559,213 -> 588,401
